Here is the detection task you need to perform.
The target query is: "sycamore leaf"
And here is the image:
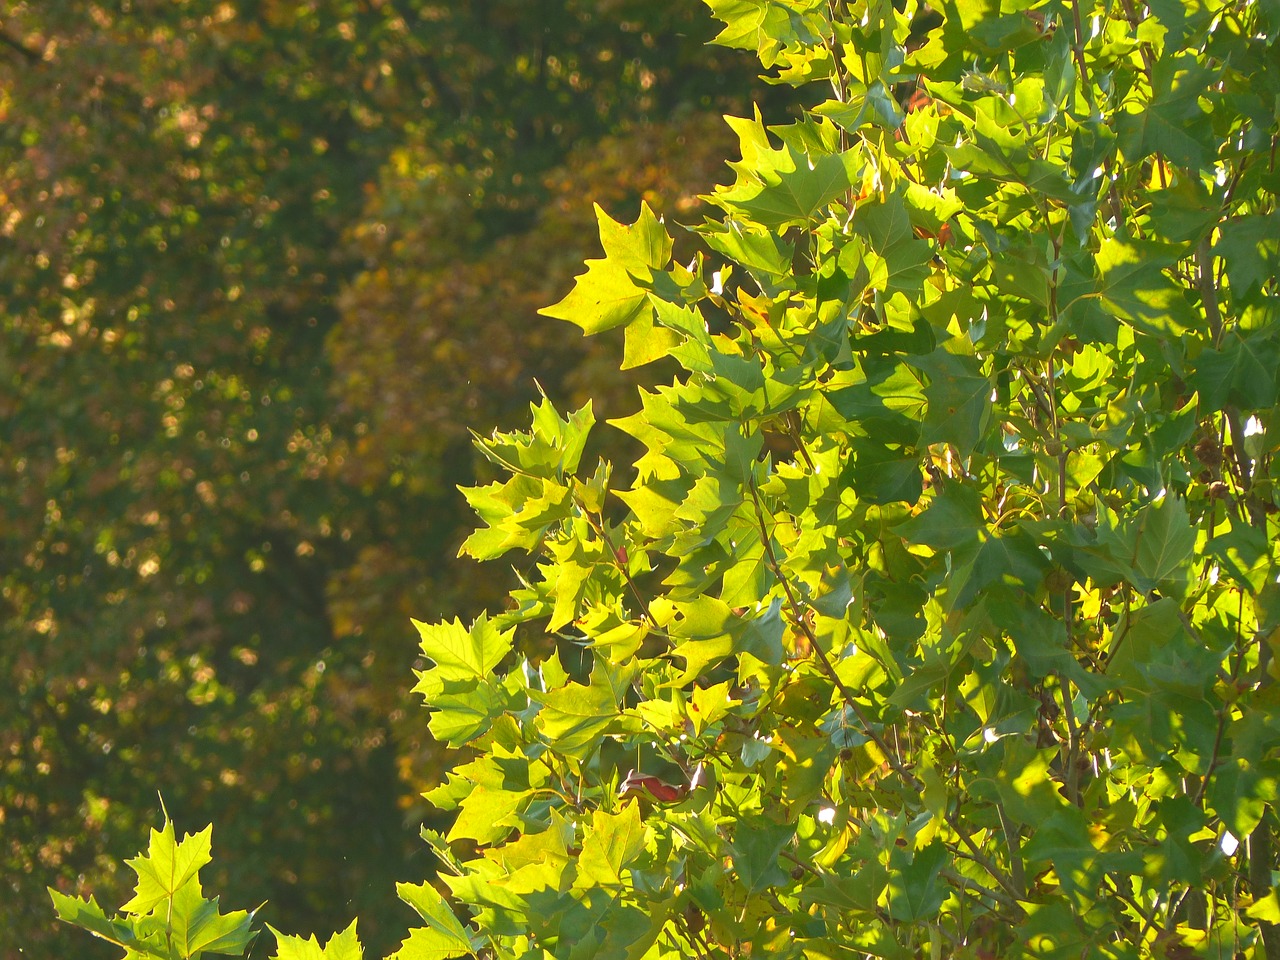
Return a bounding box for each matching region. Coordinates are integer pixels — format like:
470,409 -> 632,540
412,615 -> 515,746
458,475 -> 574,560
574,803 -> 646,889
729,818 -> 794,895
704,0 -> 830,59
713,113 -> 861,229
121,819 -> 213,916
911,341 -> 992,457
1190,332 -> 1280,410
1214,213 -> 1280,304
49,891 -> 146,953
1129,497 -> 1196,595
539,203 -> 672,334
531,661 -> 637,760
474,397 -> 595,480
393,883 -> 474,959
1116,53 -> 1218,170
886,840 -> 947,922
1096,238 -> 1195,337
413,615 -> 514,689
269,920 -> 363,960
168,881 -> 257,957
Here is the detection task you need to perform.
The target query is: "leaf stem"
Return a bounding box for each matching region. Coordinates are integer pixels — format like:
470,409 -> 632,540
747,476 -> 917,789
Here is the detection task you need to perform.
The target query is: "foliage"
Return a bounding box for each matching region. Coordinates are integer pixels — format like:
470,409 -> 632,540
48,808 -> 484,960
3,1 -> 759,955
408,0 -> 1278,956
50,811 -> 258,960
52,0 -> 1280,958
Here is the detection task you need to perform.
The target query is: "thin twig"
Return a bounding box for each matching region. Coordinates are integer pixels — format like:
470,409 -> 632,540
0,27 -> 41,63
747,477 -> 918,789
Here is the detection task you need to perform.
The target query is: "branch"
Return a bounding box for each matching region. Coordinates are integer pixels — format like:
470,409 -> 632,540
0,27 -> 42,63
747,477 -> 919,790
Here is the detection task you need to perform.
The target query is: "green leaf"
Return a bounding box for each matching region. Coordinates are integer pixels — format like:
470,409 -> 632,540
395,883 -> 474,959
49,891 -> 144,953
1214,213 -> 1280,302
412,615 -> 515,747
269,920 -> 363,960
459,475 -> 574,560
1129,496 -> 1196,595
729,818 -> 795,895
1190,332 -> 1280,410
912,341 -> 993,457
1207,758 -> 1278,840
886,840 -> 947,922
713,114 -> 861,229
573,803 -> 646,889
413,615 -> 514,689
539,203 -> 672,334
121,819 -> 213,916
168,881 -> 257,957
1096,238 -> 1195,338
1116,54 -> 1218,170
531,661 -> 636,760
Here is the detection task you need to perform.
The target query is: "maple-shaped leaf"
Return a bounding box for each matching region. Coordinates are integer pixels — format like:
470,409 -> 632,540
573,803 -> 646,890
473,395 -> 595,481
412,615 -> 515,746
539,203 -> 672,334
413,614 -> 514,689
530,660 -> 637,760
268,920 -> 362,960
48,891 -> 143,953
1096,237 -> 1196,337
704,0 -> 831,68
167,881 -> 258,957
390,883 -> 474,960
458,474 -> 575,561
1116,53 -> 1218,170
396,880 -> 473,957
120,817 -> 213,916
712,112 -> 860,229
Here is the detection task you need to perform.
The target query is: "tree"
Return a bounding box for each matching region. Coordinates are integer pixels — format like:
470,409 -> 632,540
54,0 -> 1280,958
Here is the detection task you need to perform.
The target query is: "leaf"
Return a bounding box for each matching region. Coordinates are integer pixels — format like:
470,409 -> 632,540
1247,892 -> 1280,924
713,113 -> 861,229
1130,496 -> 1196,595
49,891 -> 143,952
121,818 -> 213,916
531,661 -> 636,760
886,840 -> 947,923
1116,53 -> 1218,170
269,920 -> 363,960
911,341 -> 993,457
395,883 -> 474,959
729,818 -> 795,895
574,803 -> 646,889
458,475 -> 575,560
539,203 -> 672,334
1214,213 -> 1280,302
1190,332 -> 1280,410
1207,758 -> 1278,840
1096,238 -> 1196,338
413,615 -> 514,689
704,0 -> 830,60
169,881 -> 257,957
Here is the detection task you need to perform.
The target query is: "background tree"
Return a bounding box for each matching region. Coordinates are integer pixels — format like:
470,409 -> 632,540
49,0 -> 1280,958
0,2 -> 763,954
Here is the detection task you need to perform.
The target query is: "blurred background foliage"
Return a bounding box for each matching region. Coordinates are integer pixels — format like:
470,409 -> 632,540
0,1 -> 768,954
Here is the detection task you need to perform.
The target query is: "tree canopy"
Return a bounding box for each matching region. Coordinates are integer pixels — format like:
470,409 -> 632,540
46,0 -> 1280,957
